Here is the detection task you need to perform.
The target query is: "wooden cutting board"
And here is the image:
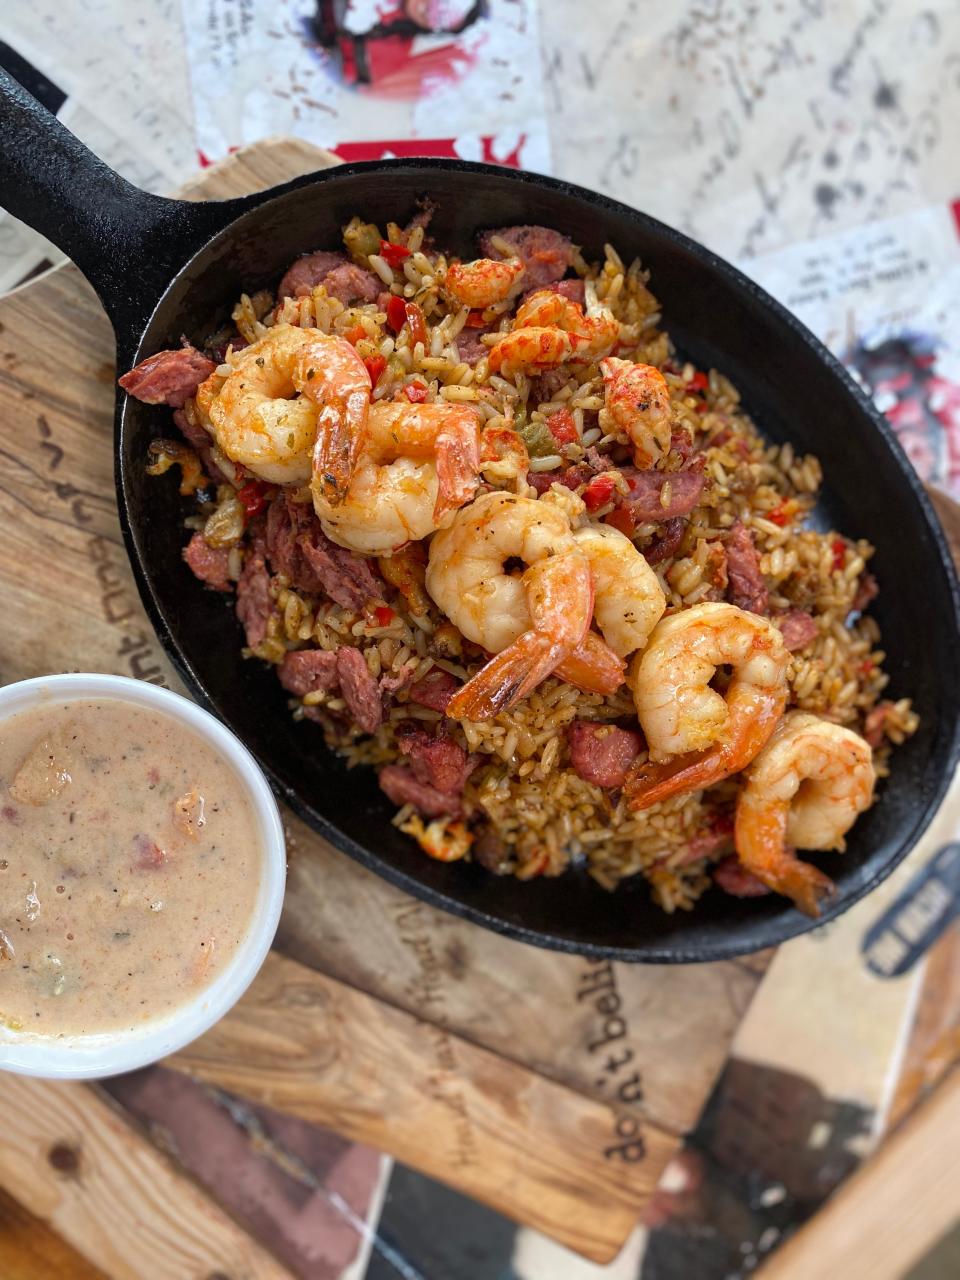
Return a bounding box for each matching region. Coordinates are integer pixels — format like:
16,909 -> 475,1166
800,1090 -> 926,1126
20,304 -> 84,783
0,138 -> 764,1263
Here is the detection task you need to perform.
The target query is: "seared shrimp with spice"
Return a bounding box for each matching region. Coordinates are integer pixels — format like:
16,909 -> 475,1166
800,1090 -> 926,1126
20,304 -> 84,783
313,399 -> 482,555
625,602 -> 789,809
572,523 -> 666,657
600,358 -> 675,469
296,333 -> 373,504
445,257 -> 524,308
202,325 -> 332,484
426,492 -> 624,716
446,548 -> 596,720
488,289 -> 620,375
734,712 -> 875,915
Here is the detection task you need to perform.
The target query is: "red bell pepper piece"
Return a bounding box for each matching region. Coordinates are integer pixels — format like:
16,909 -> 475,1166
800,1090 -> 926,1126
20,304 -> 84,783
583,474 -> 616,511
236,481 -> 268,520
364,354 -> 387,385
604,506 -> 635,536
405,302 -> 427,347
385,294 -> 407,333
546,408 -> 578,445
379,239 -> 411,268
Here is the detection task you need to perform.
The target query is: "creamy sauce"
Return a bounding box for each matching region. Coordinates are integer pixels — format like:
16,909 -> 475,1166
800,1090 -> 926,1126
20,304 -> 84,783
0,699 -> 262,1036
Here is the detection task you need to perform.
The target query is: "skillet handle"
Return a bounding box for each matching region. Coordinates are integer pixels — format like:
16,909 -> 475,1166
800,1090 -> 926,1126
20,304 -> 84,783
0,68 -> 238,341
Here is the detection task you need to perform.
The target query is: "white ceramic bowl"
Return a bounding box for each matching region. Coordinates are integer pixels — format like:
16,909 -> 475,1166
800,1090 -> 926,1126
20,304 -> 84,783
0,673 -> 286,1079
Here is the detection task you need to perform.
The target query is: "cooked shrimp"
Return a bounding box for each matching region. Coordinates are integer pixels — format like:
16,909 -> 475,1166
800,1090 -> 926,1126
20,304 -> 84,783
446,547 -> 594,720
445,258 -> 524,308
206,325 -> 363,486
427,492 -> 576,650
426,492 -> 623,706
312,400 -> 482,555
572,524 -> 666,657
487,326 -> 576,375
488,289 -> 619,375
624,602 -> 788,809
193,372 -> 225,427
514,291 -> 618,359
479,424 -> 530,484
295,333 -> 372,505
734,712 -> 875,915
600,358 -> 673,469
553,632 -> 626,695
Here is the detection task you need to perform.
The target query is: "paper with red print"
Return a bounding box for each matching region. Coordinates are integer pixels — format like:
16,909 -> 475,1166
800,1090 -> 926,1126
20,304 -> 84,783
180,0 -> 549,173
745,201 -> 960,499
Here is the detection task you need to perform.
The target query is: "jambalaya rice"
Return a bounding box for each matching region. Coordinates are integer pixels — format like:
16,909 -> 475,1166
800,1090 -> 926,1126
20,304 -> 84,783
120,205 -> 918,915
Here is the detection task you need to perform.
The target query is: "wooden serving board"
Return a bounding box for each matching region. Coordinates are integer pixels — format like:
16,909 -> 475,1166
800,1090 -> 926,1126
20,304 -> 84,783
0,139 -> 765,1263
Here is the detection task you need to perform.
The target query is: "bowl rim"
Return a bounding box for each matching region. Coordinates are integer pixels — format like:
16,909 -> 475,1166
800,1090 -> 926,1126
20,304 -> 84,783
0,673 -> 286,1078
115,158 -> 960,962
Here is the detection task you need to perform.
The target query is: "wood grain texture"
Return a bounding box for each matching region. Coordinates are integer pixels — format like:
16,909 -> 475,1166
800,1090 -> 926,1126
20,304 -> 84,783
759,1070 -> 960,1280
0,1076 -> 291,1280
176,136 -> 341,199
172,949 -> 677,1263
0,1186 -> 106,1280
279,812 -> 760,1136
886,923 -> 960,1130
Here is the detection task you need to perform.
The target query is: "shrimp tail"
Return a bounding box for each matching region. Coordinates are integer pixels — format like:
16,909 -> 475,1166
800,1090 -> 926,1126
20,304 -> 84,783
734,788 -> 837,917
312,392 -> 368,504
761,860 -> 835,917
446,633 -> 569,721
623,749 -> 727,810
555,632 -> 626,695
627,680 -> 787,810
433,428 -> 481,522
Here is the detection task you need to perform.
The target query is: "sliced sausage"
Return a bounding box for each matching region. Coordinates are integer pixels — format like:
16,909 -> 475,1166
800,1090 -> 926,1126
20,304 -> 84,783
277,649 -> 339,696
380,666 -> 417,696
643,517 -> 687,566
864,700 -> 895,749
324,262 -> 381,304
472,827 -> 511,874
407,669 -> 461,712
521,278 -> 585,306
235,541 -> 272,647
682,822 -> 734,864
397,726 -> 475,795
713,855 -> 771,897
378,764 -> 463,818
183,532 -> 232,592
172,410 -> 230,486
775,609 -> 818,652
567,721 -> 643,788
277,251 -> 381,304
119,345 -> 216,408
725,521 -> 769,615
456,326 -> 494,365
477,224 -> 574,290
277,251 -> 349,298
334,646 -> 382,733
299,529 -> 383,611
621,468 -> 706,523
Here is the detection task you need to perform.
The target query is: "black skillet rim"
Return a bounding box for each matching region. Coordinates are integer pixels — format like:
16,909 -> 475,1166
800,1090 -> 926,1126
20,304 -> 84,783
114,157 -> 960,962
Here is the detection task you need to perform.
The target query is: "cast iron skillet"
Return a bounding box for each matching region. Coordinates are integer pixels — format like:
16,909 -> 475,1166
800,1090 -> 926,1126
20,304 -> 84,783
2,70 -> 958,962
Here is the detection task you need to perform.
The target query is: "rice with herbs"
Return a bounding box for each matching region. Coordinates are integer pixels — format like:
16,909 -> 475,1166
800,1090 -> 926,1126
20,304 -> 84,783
131,209 -> 918,914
